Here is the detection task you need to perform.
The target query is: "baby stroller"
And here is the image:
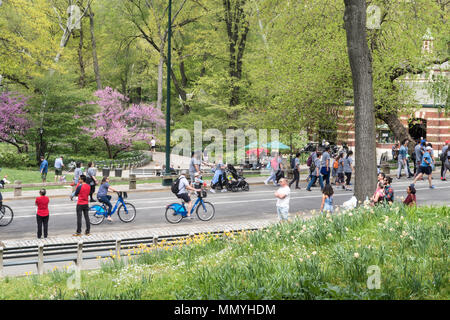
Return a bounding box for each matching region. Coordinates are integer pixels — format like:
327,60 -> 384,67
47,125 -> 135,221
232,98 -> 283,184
224,164 -> 249,192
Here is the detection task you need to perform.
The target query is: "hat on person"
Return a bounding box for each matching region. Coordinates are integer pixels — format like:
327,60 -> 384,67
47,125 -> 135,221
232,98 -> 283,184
194,172 -> 200,177
421,139 -> 426,145
426,146 -> 432,151
180,169 -> 188,175
446,140 -> 450,144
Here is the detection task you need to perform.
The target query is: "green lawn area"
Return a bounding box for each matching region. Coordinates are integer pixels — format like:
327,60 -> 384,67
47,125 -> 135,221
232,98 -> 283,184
0,203 -> 448,300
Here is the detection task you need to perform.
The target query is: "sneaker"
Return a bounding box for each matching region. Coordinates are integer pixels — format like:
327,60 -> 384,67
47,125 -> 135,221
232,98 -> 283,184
306,188 -> 311,192
69,195 -> 73,201
295,187 -> 301,189
89,199 -> 96,202
72,233 -> 81,237
85,232 -> 91,236
210,189 -> 216,193
221,189 -> 227,192
430,185 -> 435,189
106,217 -> 112,222
186,215 -> 194,220
264,181 -> 268,185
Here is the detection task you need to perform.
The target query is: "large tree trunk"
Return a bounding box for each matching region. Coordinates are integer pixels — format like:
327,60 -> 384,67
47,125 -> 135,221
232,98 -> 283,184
344,0 -> 377,202
223,0 -> 249,109
89,5 -> 102,90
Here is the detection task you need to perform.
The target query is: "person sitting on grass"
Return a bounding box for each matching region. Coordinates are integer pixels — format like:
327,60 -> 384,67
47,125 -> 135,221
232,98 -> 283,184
403,185 -> 416,207
320,184 -> 334,213
383,176 -> 394,204
371,181 -> 385,206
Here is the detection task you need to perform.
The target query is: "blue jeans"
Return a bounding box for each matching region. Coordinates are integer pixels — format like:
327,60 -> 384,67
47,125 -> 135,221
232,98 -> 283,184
307,175 -> 324,190
276,206 -> 289,221
98,195 -> 112,216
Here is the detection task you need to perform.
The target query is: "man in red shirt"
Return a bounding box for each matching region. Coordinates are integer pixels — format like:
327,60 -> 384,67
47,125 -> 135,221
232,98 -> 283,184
73,175 -> 91,236
35,189 -> 50,238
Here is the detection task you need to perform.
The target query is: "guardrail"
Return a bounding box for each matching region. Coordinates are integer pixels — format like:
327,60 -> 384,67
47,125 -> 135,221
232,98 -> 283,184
0,228 -> 260,277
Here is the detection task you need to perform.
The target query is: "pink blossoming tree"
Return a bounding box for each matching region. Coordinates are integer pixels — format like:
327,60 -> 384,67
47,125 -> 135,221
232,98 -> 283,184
83,87 -> 165,159
0,91 -> 31,153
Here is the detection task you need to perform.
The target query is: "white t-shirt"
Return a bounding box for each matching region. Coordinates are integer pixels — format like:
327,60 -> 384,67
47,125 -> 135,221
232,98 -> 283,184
151,139 -> 156,147
276,186 -> 290,209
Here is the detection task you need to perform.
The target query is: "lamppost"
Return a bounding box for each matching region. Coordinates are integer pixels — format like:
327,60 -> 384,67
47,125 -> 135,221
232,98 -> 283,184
162,0 -> 173,186
39,127 -> 44,158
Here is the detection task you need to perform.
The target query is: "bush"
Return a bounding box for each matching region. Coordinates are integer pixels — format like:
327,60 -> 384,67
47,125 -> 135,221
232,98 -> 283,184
0,151 -> 35,168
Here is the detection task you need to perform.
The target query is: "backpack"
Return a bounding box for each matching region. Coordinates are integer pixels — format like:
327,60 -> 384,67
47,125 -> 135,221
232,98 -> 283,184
306,155 -> 313,167
333,159 -> 339,169
171,177 -> 181,194
291,157 -> 296,169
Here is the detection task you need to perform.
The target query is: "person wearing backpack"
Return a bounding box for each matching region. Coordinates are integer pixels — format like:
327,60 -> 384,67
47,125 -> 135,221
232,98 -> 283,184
289,153 -> 301,189
172,170 -> 201,219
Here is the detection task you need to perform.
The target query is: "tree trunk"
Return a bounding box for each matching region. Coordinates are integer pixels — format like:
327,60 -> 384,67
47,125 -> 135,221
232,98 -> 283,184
77,22 -> 86,88
377,110 -> 416,153
89,5 -> 102,90
344,0 -> 377,202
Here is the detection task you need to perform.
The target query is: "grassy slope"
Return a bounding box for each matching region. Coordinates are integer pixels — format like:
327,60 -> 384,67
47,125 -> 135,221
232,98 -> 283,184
0,204 -> 448,300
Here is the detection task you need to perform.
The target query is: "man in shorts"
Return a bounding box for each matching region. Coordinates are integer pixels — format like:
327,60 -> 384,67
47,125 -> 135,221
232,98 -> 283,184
412,146 -> 435,189
176,170 -> 201,219
39,156 -> 48,183
54,156 -> 64,182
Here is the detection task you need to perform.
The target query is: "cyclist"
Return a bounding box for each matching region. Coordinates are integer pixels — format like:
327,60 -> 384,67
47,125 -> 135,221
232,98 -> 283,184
176,170 -> 201,219
97,176 -> 118,222
0,174 -> 11,209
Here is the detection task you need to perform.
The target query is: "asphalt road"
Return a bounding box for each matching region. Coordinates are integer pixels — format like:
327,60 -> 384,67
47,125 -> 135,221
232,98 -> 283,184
1,179 -> 449,241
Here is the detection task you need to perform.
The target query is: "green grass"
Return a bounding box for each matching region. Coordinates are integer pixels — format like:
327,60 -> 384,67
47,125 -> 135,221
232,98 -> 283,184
0,203 -> 448,300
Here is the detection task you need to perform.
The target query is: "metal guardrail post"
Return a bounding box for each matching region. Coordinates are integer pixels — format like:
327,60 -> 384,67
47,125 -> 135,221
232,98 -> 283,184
37,244 -> 44,275
129,174 -> 136,190
0,247 -> 3,278
153,236 -> 158,247
115,239 -> 121,258
76,241 -> 83,269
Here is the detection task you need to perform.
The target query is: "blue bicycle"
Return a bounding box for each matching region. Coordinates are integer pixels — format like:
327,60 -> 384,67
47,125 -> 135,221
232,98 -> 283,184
165,190 -> 215,224
89,191 -> 136,224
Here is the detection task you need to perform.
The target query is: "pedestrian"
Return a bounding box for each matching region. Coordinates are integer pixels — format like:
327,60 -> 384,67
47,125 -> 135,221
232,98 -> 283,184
150,137 -> 156,153
289,152 -> 301,189
320,184 -> 334,213
265,152 -> 281,186
39,156 -> 48,183
392,143 -> 399,161
414,139 -> 425,178
35,189 -> 50,239
397,139 -> 409,179
0,174 -> 10,210
54,156 -> 64,182
320,145 -> 331,185
73,175 -> 91,236
306,151 -> 324,191
274,178 -> 290,222
440,140 -> 449,181
343,150 -> 353,191
189,151 -> 202,185
427,143 -> 435,170
412,146 -> 435,189
336,152 -> 345,186
403,185 -> 416,206
332,153 -> 339,185
383,176 -> 394,204
73,162 -> 82,186
97,176 -> 118,222
441,141 -> 450,180
210,161 -> 226,193
86,161 -> 98,202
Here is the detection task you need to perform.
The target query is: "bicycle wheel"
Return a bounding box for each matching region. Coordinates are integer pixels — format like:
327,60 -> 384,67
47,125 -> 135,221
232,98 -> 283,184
0,205 -> 14,227
165,206 -> 183,224
243,184 -> 250,191
89,205 -> 105,225
118,202 -> 136,223
196,201 -> 215,221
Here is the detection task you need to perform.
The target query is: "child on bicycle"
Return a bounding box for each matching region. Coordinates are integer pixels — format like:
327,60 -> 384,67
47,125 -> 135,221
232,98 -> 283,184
97,176 -> 118,222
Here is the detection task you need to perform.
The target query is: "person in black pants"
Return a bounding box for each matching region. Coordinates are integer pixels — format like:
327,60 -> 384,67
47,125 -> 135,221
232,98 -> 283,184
289,153 -> 301,189
73,175 -> 91,236
35,189 -> 50,239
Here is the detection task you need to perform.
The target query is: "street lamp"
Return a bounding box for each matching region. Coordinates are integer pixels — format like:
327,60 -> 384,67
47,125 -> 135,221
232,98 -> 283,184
162,0 -> 173,186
